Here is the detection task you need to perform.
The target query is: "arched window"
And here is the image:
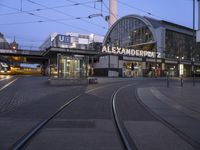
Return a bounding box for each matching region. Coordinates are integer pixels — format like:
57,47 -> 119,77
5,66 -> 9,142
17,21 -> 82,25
104,16 -> 156,51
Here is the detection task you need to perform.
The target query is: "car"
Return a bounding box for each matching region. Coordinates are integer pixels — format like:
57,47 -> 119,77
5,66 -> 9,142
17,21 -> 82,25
0,62 -> 10,72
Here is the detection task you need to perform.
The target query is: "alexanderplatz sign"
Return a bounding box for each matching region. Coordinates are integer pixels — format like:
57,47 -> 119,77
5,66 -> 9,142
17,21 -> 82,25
101,46 -> 162,58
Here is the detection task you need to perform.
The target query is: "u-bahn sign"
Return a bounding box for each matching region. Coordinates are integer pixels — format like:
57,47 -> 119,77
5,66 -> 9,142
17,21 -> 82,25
102,46 -> 161,58
54,35 -> 71,48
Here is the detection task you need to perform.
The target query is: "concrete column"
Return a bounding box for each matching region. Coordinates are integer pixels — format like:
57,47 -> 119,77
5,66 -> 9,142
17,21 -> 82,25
161,63 -> 165,71
161,62 -> 165,77
109,0 -> 118,28
142,62 -> 146,70
57,53 -> 61,78
142,61 -> 146,76
86,56 -> 89,77
91,56 -> 94,76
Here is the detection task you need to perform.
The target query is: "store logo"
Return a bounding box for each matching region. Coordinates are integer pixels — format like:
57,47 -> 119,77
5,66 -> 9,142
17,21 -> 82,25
58,35 -> 70,43
102,46 -> 161,58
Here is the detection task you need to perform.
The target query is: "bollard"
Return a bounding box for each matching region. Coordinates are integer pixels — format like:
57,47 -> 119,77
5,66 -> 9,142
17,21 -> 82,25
167,75 -> 169,88
181,77 -> 183,87
193,75 -> 195,87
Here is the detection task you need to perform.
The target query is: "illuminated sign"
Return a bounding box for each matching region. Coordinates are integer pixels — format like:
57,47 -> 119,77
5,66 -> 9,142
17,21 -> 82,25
179,64 -> 184,76
102,46 -> 161,58
58,35 -> 70,43
54,35 -> 71,48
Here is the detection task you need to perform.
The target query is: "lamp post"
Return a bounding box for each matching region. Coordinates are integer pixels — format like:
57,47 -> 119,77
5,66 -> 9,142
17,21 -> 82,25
192,0 -> 196,86
155,49 -> 158,78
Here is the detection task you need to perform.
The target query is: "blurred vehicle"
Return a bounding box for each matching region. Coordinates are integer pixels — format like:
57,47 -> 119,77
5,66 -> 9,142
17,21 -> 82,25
0,62 -> 10,72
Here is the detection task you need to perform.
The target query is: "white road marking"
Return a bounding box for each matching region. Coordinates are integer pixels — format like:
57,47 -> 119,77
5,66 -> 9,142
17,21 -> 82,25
0,78 -> 18,92
0,78 -> 7,81
0,76 -> 12,81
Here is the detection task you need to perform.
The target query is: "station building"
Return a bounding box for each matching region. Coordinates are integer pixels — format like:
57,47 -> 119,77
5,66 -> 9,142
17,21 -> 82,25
94,15 -> 200,77
37,14 -> 200,78
40,32 -> 103,78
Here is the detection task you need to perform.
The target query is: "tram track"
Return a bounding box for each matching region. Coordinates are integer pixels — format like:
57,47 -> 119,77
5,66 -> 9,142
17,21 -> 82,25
111,84 -> 138,150
10,81 -> 135,150
111,81 -> 199,150
134,87 -> 200,150
10,80 -> 156,150
7,78 -> 199,150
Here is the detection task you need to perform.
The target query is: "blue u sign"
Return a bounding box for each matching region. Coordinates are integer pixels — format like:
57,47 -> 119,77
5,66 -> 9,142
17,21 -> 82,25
58,35 -> 70,43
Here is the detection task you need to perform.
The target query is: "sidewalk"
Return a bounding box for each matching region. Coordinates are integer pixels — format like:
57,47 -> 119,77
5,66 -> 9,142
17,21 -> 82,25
137,84 -> 200,148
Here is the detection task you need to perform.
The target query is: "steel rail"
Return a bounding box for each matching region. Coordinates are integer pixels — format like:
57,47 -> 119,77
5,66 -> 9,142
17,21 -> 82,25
112,84 -> 138,150
134,87 -> 200,150
11,94 -> 81,150
10,81 -> 131,150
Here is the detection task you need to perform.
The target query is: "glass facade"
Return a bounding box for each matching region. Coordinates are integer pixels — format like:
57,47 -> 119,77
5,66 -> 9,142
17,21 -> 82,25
195,43 -> 200,61
123,61 -> 143,77
105,17 -> 155,51
58,55 -> 88,78
165,29 -> 193,60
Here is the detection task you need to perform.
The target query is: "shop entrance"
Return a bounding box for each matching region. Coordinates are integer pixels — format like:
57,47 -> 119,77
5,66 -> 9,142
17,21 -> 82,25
165,64 -> 178,77
59,55 -> 87,78
123,61 -> 142,77
146,62 -> 162,77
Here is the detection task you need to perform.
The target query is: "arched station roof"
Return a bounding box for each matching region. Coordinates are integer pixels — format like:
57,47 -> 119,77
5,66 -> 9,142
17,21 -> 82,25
103,15 -> 158,50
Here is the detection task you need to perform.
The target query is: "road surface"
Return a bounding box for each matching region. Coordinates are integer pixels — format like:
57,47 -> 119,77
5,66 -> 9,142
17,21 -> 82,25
0,76 -> 199,150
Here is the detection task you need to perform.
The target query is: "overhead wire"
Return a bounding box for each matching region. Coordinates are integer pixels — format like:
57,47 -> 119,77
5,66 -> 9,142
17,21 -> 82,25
116,0 -> 166,20
65,0 -> 104,12
0,1 -> 106,29
0,16 -> 89,26
0,4 -> 75,17
0,1 -> 97,16
26,0 -> 106,30
0,3 -> 103,35
65,1 -> 107,19
0,1 -> 108,49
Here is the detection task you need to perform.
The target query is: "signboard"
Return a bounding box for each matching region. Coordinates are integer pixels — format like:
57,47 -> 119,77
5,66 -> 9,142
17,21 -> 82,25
102,46 -> 161,58
78,38 -> 89,44
165,60 -> 178,64
180,64 -> 184,76
181,61 -> 191,65
146,58 -> 162,63
55,35 -> 71,48
123,56 -> 142,61
58,35 -> 71,43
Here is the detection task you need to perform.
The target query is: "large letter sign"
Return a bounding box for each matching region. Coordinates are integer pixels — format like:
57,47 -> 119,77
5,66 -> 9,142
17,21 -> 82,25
101,46 -> 161,58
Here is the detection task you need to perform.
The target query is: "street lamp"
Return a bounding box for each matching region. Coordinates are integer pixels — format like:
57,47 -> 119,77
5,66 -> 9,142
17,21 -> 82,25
192,0 -> 196,86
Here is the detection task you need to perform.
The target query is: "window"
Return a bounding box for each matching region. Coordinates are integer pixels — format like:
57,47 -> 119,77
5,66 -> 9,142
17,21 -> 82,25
105,17 -> 155,51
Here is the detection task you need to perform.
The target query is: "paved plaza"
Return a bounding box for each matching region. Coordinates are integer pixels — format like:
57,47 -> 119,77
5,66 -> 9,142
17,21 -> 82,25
0,76 -> 200,150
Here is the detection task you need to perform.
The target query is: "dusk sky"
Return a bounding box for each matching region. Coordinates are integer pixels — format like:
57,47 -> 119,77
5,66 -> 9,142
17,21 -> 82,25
0,0 -> 198,50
